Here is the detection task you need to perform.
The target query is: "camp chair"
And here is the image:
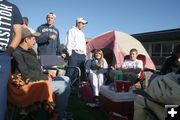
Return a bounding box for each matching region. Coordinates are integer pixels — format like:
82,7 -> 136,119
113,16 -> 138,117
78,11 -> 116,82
137,54 -> 158,88
123,54 -> 147,88
6,74 -> 55,120
84,59 -> 92,78
39,54 -> 64,76
137,54 -> 146,85
39,55 -> 81,87
64,66 -> 81,87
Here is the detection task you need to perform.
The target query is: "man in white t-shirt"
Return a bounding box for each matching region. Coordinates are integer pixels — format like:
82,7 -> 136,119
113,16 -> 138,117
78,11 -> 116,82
122,48 -> 143,83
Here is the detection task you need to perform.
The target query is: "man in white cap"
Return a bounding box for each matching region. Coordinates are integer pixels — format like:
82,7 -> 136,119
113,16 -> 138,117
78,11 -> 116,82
66,17 -> 88,81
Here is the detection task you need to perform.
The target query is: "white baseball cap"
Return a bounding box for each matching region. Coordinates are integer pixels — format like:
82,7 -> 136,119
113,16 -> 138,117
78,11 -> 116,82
76,17 -> 88,24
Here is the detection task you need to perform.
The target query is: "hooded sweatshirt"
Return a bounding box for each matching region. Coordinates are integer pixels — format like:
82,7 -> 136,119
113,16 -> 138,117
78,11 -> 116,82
36,23 -> 61,55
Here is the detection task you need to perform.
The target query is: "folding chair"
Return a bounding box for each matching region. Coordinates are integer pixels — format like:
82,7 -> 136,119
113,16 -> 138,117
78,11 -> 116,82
39,54 -> 64,76
123,54 -> 146,88
136,54 -> 146,86
123,54 -> 156,88
39,55 -> 81,87
64,66 -> 81,87
6,74 -> 55,120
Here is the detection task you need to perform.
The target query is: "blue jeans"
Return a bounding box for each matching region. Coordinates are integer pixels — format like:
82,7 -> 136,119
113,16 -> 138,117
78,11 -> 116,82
50,76 -> 71,119
0,52 -> 11,120
67,50 -> 86,81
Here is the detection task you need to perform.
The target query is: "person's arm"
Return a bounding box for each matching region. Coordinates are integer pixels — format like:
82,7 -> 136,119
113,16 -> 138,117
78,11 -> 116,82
160,58 -> 172,75
36,26 -> 49,44
134,60 -> 143,73
121,60 -> 128,70
12,51 -> 30,80
6,25 -> 22,54
6,4 -> 22,54
98,58 -> 108,74
66,29 -> 73,56
102,58 -> 108,69
56,31 -> 62,55
85,59 -> 92,73
101,58 -> 109,73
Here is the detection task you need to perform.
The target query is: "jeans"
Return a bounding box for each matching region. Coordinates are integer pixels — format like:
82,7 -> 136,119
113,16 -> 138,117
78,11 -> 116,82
50,76 -> 71,119
0,52 -> 11,120
67,50 -> 86,81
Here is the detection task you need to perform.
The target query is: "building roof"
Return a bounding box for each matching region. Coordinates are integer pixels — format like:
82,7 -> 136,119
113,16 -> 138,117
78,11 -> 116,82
132,28 -> 180,42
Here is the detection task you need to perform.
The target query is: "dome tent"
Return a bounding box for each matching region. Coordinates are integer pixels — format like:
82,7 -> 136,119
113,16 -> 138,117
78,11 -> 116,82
86,30 -> 155,70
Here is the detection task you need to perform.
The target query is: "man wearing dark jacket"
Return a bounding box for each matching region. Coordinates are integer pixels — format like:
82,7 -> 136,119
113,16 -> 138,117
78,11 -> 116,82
36,12 -> 61,55
161,44 -> 180,75
12,27 -> 72,120
12,47 -> 48,81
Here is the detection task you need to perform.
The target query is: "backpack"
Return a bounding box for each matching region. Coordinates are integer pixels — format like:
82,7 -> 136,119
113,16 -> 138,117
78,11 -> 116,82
78,81 -> 94,102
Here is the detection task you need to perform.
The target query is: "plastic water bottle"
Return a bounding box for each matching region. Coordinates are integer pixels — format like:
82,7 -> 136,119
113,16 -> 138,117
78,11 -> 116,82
114,70 -> 119,81
118,69 -> 124,80
114,69 -> 124,81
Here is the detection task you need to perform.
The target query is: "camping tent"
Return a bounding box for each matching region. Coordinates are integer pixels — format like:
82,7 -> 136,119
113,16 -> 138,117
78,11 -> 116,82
86,31 -> 156,70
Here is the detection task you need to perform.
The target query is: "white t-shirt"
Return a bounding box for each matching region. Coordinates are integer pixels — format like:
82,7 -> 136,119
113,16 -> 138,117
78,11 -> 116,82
122,59 -> 143,70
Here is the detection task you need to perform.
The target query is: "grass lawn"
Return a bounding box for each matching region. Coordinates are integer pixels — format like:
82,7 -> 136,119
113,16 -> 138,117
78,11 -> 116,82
67,91 -> 108,120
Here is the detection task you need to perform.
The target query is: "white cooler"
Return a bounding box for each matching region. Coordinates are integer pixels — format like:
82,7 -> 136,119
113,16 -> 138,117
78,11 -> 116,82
99,85 -> 135,120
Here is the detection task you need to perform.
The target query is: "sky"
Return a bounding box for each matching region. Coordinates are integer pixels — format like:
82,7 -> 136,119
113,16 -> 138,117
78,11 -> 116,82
9,0 -> 180,44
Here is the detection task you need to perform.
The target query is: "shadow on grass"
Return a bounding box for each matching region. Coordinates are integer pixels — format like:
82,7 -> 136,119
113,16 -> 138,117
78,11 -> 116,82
67,92 -> 108,120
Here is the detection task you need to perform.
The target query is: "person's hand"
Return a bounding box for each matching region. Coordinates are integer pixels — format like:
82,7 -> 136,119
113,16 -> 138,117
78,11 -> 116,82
5,47 -> 15,56
48,70 -> 57,81
95,64 -> 101,69
49,34 -> 56,40
61,53 -> 66,59
122,66 -> 128,70
110,66 -> 115,70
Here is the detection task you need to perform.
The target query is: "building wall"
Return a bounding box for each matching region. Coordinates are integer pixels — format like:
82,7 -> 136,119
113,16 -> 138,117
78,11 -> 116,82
142,40 -> 180,57
141,40 -> 180,69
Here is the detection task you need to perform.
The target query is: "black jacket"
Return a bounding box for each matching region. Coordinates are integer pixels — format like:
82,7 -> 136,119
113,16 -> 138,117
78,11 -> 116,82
12,47 -> 48,81
160,54 -> 180,75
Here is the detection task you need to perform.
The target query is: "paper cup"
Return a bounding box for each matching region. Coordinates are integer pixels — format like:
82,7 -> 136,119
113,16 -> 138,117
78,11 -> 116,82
123,81 -> 132,92
115,81 -> 123,92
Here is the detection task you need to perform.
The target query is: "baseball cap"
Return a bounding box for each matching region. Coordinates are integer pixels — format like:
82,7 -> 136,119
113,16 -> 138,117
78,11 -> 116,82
21,27 -> 40,40
76,17 -> 88,24
22,17 -> 29,25
47,12 -> 56,19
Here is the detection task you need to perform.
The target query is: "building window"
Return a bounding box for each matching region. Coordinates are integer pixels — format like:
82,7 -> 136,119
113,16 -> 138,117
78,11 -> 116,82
143,44 -> 149,52
174,42 -> 180,48
162,43 -> 172,57
152,43 -> 161,56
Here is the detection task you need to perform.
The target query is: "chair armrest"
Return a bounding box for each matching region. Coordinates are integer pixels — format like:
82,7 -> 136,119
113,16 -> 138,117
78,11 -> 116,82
42,66 -> 59,76
144,68 -> 161,75
64,66 -> 81,77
